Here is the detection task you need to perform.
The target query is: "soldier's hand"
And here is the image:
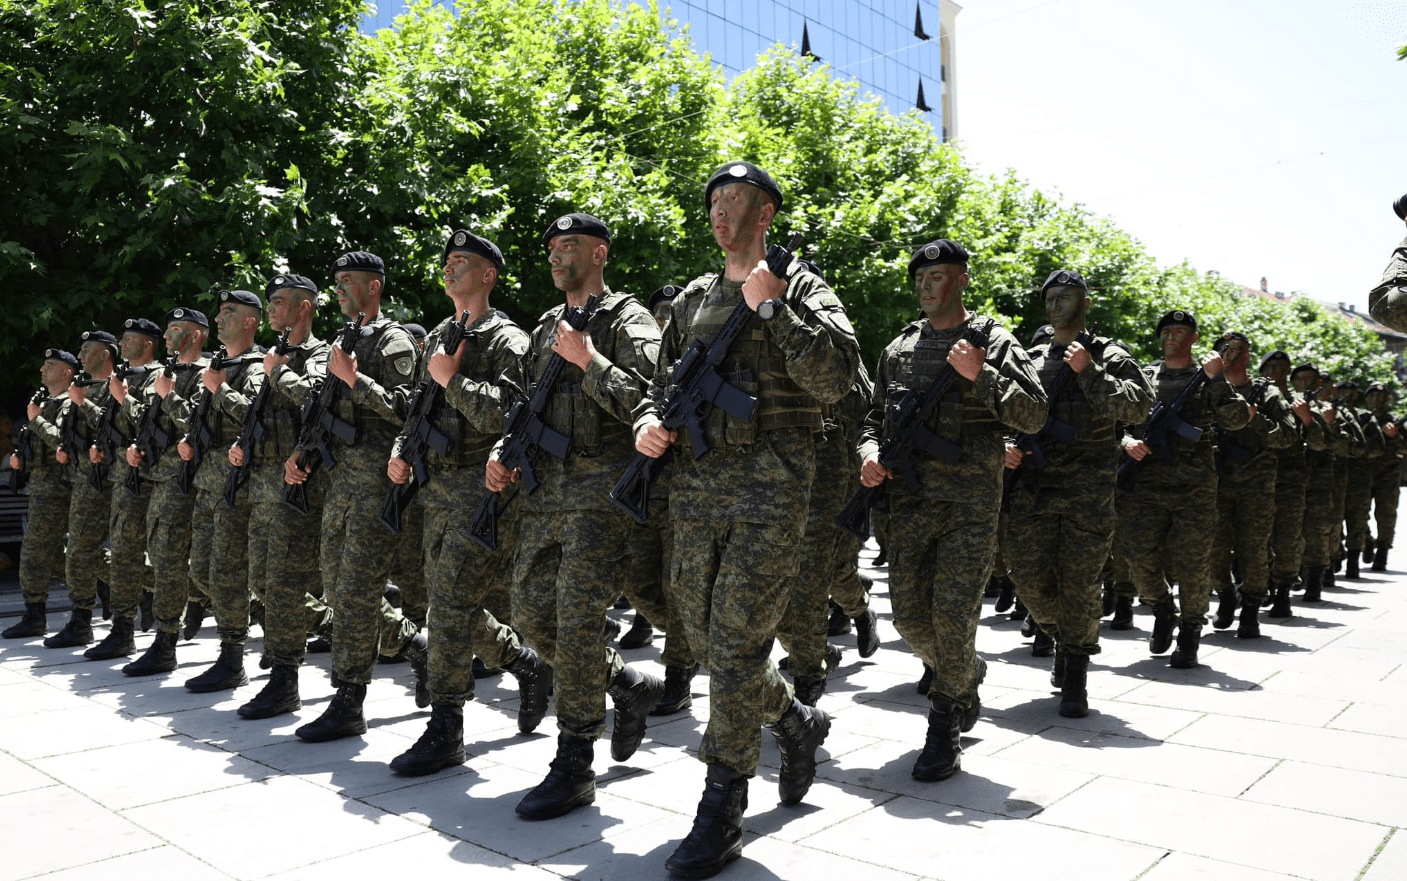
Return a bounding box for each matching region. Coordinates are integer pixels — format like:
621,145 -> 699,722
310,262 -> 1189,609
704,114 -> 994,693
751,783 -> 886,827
69,383 -> 89,406
109,374 -> 127,405
89,445 -> 104,465
485,454 -> 518,492
428,343 -> 463,388
1324,405 -> 1337,425
263,351 -> 290,376
635,419 -> 677,458
154,372 -> 175,399
1123,438 -> 1151,461
1064,341 -> 1092,373
1004,443 -> 1025,470
26,401 -> 41,420
948,338 -> 986,381
742,260 -> 786,311
176,440 -> 194,462
126,445 -> 143,468
229,444 -> 244,468
1388,421 -> 1400,438
8,454 -> 16,470
56,449 -> 70,465
284,453 -> 309,485
1202,352 -> 1225,378
203,365 -> 226,394
1247,405 -> 1259,421
1292,398 -> 1312,425
388,456 -> 411,485
860,454 -> 892,488
329,346 -> 358,389
551,321 -> 597,371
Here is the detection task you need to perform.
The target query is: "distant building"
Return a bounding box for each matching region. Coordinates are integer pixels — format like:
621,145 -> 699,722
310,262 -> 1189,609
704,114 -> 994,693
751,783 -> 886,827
1236,278 -> 1407,381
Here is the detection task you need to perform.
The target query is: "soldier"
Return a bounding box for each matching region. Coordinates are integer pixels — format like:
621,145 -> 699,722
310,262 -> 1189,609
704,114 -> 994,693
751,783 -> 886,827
1206,333 -> 1294,640
1362,382 -> 1403,572
634,162 -> 859,877
44,331 -> 119,648
825,367 -> 882,660
1340,381 -> 1382,580
285,250 -> 425,742
1259,352 -> 1328,615
85,319 -> 162,660
1322,376 -> 1367,585
1119,310 -> 1249,668
1367,194 -> 1407,332
2,349 -> 78,639
1003,270 -> 1152,717
384,229 -> 551,776
486,213 -> 664,820
1292,364 -> 1342,604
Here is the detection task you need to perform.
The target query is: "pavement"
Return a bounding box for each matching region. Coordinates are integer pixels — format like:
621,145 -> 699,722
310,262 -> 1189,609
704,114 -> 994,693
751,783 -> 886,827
3,522 -> 1407,881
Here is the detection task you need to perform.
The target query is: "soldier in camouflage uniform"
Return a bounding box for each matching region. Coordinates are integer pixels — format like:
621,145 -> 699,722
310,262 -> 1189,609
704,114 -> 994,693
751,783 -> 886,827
1340,381 -> 1382,580
826,369 -> 881,657
229,274 -> 334,719
635,163 -> 859,877
1206,333 -> 1295,640
286,251 -> 425,743
1119,311 -> 1248,669
2,349 -> 78,639
1003,270 -> 1152,717
1321,376 -> 1366,585
1292,365 -> 1342,602
485,213 -> 664,820
85,320 -> 162,660
383,230 -> 551,777
1367,194 -> 1407,333
44,332 -> 120,648
1362,382 -> 1403,572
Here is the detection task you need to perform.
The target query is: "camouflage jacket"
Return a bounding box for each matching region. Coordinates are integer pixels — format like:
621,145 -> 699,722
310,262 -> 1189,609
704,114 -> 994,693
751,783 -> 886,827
1368,234 -> 1407,333
21,391 -> 71,499
1122,361 -> 1249,487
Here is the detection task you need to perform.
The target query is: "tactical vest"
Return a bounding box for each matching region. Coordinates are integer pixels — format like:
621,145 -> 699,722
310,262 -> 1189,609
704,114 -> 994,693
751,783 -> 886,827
428,315 -> 508,466
255,339 -> 328,462
329,317 -> 408,443
885,321 -> 1004,445
535,294 -> 633,456
1148,361 -> 1215,455
1033,341 -> 1116,449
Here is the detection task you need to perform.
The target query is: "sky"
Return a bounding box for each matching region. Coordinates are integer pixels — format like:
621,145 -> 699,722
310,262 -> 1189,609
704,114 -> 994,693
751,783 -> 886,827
951,0 -> 1406,311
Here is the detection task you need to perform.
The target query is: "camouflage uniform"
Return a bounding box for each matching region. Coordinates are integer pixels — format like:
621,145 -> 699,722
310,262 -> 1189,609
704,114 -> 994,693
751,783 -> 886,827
1301,400 -> 1344,570
63,385 -> 113,612
16,393 -> 71,606
106,370 -> 157,622
505,289 -> 659,737
825,376 -> 874,620
637,268 -> 859,774
1004,334 -> 1153,656
1266,388 -> 1328,587
1365,406 -> 1404,556
388,492 -> 427,627
1368,234 -> 1407,333
1329,399 -> 1367,571
1344,406 -> 1385,558
619,483 -> 695,669
1119,363 -> 1249,626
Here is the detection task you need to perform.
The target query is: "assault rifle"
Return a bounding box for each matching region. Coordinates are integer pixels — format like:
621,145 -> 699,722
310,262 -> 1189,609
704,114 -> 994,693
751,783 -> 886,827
222,327 -> 293,509
174,346 -> 230,496
468,296 -> 599,550
608,234 -> 805,524
1115,367 -> 1210,488
91,362 -> 156,490
122,358 -> 198,497
1001,324 -> 1100,506
1214,377 -> 1270,474
836,318 -> 998,540
378,310 -> 471,533
282,313 -> 366,514
7,388 -> 49,492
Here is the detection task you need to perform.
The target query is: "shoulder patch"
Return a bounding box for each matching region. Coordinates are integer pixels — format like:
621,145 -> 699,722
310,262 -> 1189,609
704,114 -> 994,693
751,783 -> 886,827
394,357 -> 415,376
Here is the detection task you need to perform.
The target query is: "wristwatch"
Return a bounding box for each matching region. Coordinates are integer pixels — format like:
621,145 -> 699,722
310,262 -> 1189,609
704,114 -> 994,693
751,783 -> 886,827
757,298 -> 785,322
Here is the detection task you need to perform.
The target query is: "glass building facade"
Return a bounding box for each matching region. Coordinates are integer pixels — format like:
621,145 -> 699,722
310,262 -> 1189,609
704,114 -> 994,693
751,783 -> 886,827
361,1 -> 954,139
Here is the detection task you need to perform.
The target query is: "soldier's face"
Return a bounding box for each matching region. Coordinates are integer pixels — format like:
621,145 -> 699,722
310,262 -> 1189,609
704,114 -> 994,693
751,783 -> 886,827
652,303 -> 672,329
334,271 -> 378,318
266,288 -> 304,337
164,321 -> 200,356
119,331 -> 151,363
1043,286 -> 1088,330
214,303 -> 254,345
40,359 -> 72,388
78,340 -> 108,374
1263,361 -> 1289,383
709,183 -> 766,253
445,252 -> 493,300
546,235 -> 603,293
1366,390 -> 1386,409
1291,371 -> 1316,393
915,264 -> 968,319
1219,340 -> 1250,370
1160,325 -> 1196,358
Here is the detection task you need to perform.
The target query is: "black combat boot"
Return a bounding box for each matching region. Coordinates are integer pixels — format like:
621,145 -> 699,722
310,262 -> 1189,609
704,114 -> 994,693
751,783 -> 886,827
1363,540 -> 1375,565
993,577 -> 1016,613
766,698 -> 831,804
1010,597 -> 1027,621
1111,594 -> 1135,630
607,665 -> 665,762
1101,584 -> 1116,617
1237,597 -> 1261,639
399,631 -> 431,708
1031,626 -> 1055,658
619,612 -> 655,649
185,641 -> 249,693
961,656 -> 986,733
515,734 -> 596,819
1149,599 -> 1177,654
123,630 -> 177,676
1020,613 -> 1037,638
44,608 -> 93,648
826,599 -> 852,636
181,599 -> 207,640
983,576 -> 1001,599
912,696 -> 962,781
85,616 -> 136,660
1169,621 -> 1201,668
2,603 -> 47,639
138,591 -> 154,632
504,645 -> 552,734
1268,580 -> 1294,617
390,702 -> 466,776
1373,546 -> 1389,572
602,615 -> 622,644
1347,554 -> 1360,580
915,663 -> 933,694
651,663 -> 698,716
1212,590 -> 1238,630
295,682 -> 368,742
238,665 -> 301,719
1302,568 -> 1324,603
854,607 -> 880,658
97,581 -> 111,620
1322,565 -> 1336,590
1058,653 -> 1090,718
665,764 -> 749,879
793,675 -> 825,708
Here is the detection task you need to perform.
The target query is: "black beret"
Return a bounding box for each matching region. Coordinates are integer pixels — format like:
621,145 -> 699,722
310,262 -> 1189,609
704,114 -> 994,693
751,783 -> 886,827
1259,350 -> 1290,371
265,273 -> 319,299
648,285 -> 682,312
1156,310 -> 1197,335
1335,380 -> 1359,391
444,229 -> 505,271
404,323 -> 427,341
1215,330 -> 1249,351
1029,324 -> 1055,347
704,161 -> 784,213
542,213 -> 611,248
908,239 -> 970,279
1365,382 -> 1387,394
122,318 -> 163,339
217,289 -> 263,312
1395,194 -> 1407,221
1290,362 -> 1319,379
331,250 -> 385,276
80,330 -> 119,348
1040,269 -> 1088,294
166,307 -> 209,328
43,348 -> 80,371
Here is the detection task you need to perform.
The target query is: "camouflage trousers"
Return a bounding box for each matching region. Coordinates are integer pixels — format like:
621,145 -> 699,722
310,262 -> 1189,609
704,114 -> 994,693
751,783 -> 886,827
830,528 -> 869,618
189,485 -> 255,645
1107,489 -> 1137,599
514,507 -> 630,737
1345,464 -> 1375,552
1210,463 -> 1277,602
671,517 -> 799,776
389,493 -> 428,628
1371,459 -> 1401,550
1004,495 -> 1112,656
19,491 -> 69,605
1332,465 -> 1350,559
777,437 -> 851,679
321,489 -> 419,685
146,478 -> 198,635
421,470 -> 522,706
107,478 -> 154,620
620,501 -> 695,669
1269,459 -> 1309,584
1120,479 -> 1217,623
64,476 -> 111,611
1301,457 -> 1338,568
247,464 -> 329,668
887,493 -> 993,706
